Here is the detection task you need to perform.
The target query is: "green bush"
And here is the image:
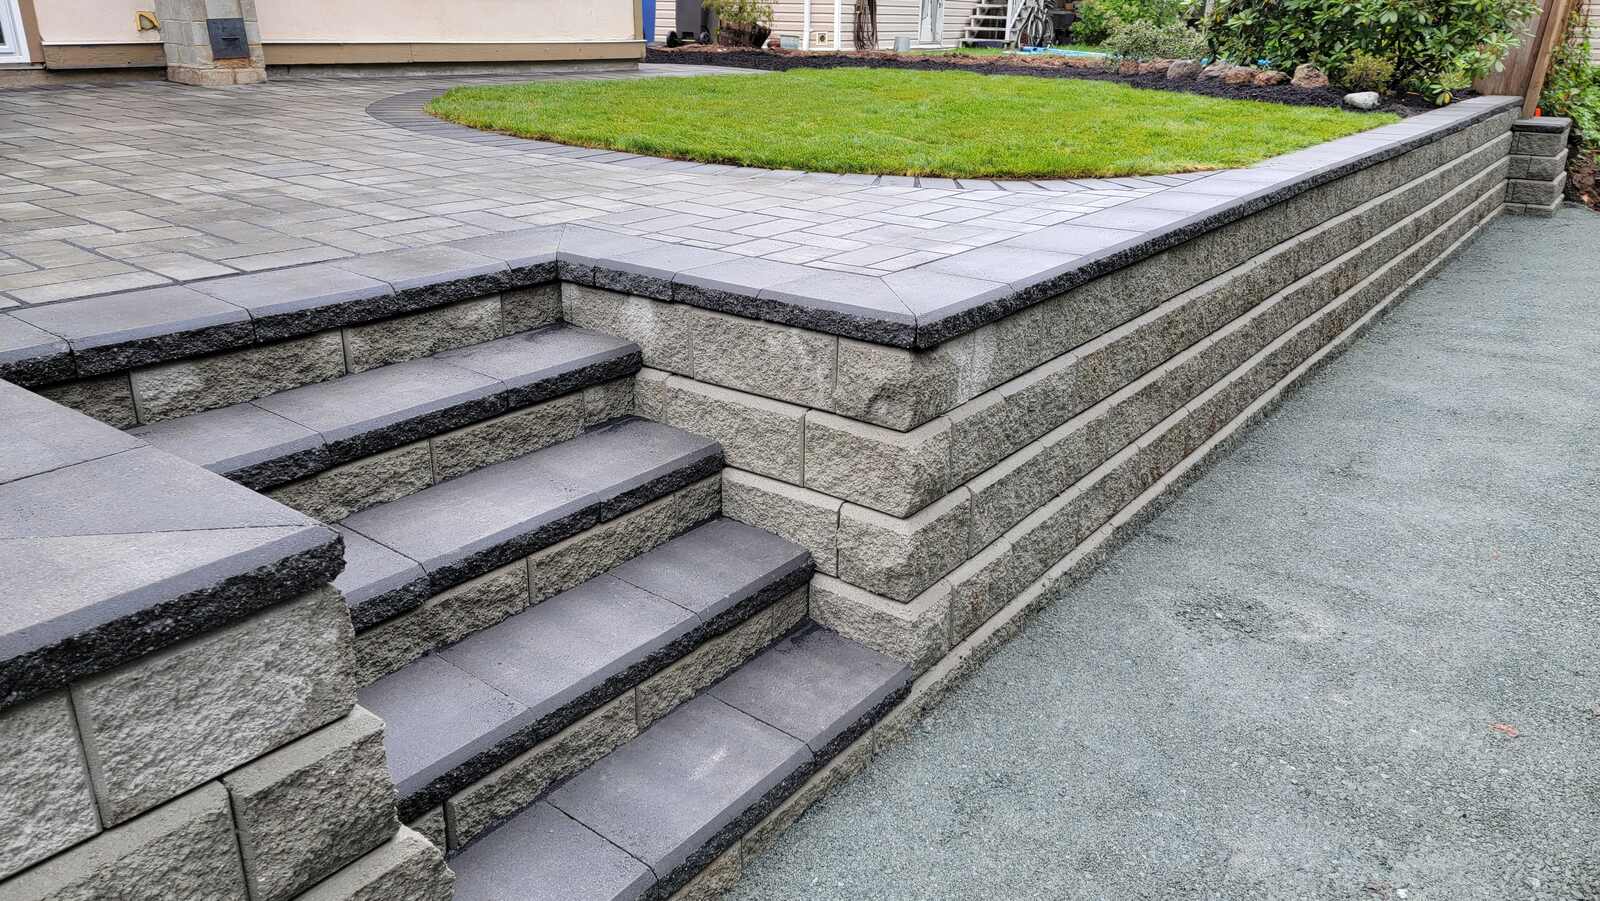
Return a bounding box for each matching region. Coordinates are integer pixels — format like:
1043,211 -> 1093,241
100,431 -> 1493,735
705,0 -> 773,27
1541,6 -> 1600,150
1341,51 -> 1395,93
1105,19 -> 1208,60
1207,0 -> 1539,102
1072,0 -> 1187,44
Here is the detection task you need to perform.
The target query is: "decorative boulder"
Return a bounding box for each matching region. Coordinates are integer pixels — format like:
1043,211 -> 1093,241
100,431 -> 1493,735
1137,59 -> 1172,75
1222,66 -> 1257,85
1344,91 -> 1382,110
1200,61 -> 1231,79
1166,60 -> 1203,79
1118,59 -> 1141,75
1292,63 -> 1330,88
1254,69 -> 1288,86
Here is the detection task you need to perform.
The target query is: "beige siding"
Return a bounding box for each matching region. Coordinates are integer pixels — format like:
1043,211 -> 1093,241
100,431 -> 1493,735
1586,0 -> 1600,63
654,0 -> 678,40
766,0 -> 983,48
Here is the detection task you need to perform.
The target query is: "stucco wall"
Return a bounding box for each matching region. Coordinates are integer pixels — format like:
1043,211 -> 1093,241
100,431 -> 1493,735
33,0 -> 159,45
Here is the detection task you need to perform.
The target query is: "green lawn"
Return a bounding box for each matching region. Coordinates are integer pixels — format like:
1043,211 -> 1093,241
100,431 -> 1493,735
426,68 -> 1395,179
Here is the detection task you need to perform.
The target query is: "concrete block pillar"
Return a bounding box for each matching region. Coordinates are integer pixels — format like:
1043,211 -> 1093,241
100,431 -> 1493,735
1505,117 -> 1572,216
153,0 -> 267,86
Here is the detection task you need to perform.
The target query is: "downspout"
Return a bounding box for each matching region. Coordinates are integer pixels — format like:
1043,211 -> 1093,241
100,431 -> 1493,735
835,0 -> 843,49
803,0 -> 812,49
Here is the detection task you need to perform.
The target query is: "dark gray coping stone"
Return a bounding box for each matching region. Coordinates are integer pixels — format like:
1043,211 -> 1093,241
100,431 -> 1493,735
362,517 -> 811,821
709,624 -> 911,755
333,525 -> 431,632
547,695 -> 811,885
0,314 -> 73,385
340,417 -> 723,596
1511,116 -> 1571,133
0,379 -> 143,486
11,285 -> 255,377
0,96 -> 1522,386
451,802 -> 655,901
136,325 -> 640,491
0,427 -> 341,709
188,263 -> 396,341
446,624 -> 908,900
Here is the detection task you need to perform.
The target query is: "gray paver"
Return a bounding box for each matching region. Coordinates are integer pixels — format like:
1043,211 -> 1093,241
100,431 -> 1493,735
0,379 -> 143,485
131,402 -> 328,487
188,263 -> 394,340
610,518 -> 809,622
332,525 -> 431,632
10,285 -> 253,375
437,324 -> 640,407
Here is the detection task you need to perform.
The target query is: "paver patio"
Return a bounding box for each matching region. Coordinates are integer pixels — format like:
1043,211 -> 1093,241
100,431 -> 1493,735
0,64 -> 1194,308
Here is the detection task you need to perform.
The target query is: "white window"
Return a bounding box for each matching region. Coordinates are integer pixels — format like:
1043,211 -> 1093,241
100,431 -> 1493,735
0,0 -> 32,63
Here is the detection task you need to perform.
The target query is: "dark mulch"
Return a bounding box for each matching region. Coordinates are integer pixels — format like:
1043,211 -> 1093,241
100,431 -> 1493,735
1565,146 -> 1599,210
646,46 -> 1456,117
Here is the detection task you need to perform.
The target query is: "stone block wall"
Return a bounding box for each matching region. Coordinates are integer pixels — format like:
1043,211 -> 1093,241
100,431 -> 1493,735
572,104 -> 1520,676
0,589 -> 453,899
1506,117 -> 1573,216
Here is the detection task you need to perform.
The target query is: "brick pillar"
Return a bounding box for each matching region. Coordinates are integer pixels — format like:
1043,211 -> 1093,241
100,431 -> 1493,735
154,0 -> 267,86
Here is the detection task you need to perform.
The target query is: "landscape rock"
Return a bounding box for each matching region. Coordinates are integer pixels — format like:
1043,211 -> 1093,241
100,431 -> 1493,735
1199,61 -> 1231,80
1137,59 -> 1171,75
1292,63 -> 1330,88
1118,59 -> 1140,76
1166,60 -> 1203,79
1222,66 -> 1258,85
1254,69 -> 1289,86
1344,91 -> 1382,110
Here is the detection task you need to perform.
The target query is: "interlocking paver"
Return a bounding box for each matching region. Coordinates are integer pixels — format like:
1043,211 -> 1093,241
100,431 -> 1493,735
0,65 -> 1189,309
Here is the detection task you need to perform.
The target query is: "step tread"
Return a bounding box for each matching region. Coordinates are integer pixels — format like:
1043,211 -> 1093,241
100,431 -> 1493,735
338,417 -> 721,592
451,627 -> 911,900
358,518 -> 809,813
132,324 -> 640,490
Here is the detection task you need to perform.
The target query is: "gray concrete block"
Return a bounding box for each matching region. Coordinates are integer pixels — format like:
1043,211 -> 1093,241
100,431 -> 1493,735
0,692 -> 100,879
71,586 -> 356,825
334,526 -> 431,633
500,283 -> 562,333
689,308 -> 837,408
269,442 -> 435,522
129,331 -> 346,423
222,707 -> 399,901
711,625 -> 910,754
1505,172 -> 1567,205
804,411 -> 952,518
837,490 -> 972,603
831,337 -> 961,431
1507,147 -> 1569,181
660,375 -> 806,484
0,313 -> 73,386
3,782 -> 246,901
721,468 -> 842,576
809,575 -> 950,674
296,826 -> 453,901
342,296 -> 502,373
355,559 -> 531,687
561,283 -> 694,374
1509,128 -> 1567,157
37,374 -> 138,429
431,394 -> 587,482
547,695 -> 809,884
451,802 -> 652,901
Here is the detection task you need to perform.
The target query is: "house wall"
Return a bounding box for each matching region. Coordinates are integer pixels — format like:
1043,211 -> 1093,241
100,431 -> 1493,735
22,0 -> 643,70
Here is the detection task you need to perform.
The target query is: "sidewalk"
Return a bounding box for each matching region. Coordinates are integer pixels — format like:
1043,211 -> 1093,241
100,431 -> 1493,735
729,206 -> 1600,900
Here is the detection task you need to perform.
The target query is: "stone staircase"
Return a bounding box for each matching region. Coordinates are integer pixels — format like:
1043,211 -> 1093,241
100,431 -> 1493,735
960,1 -> 1012,48
112,287 -> 912,899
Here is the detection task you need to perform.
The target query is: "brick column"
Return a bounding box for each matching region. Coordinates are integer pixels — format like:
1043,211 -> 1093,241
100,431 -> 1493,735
154,0 -> 267,86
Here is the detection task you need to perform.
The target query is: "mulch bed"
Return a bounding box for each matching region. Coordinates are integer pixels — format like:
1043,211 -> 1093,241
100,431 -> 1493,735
646,45 -> 1457,117
1565,147 -> 1599,210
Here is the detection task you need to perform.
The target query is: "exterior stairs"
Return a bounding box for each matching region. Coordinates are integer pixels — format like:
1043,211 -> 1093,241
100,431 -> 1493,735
127,296 -> 911,900
960,0 -> 1013,47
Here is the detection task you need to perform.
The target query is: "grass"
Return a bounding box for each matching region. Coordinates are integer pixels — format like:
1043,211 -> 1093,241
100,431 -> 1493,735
427,68 -> 1396,179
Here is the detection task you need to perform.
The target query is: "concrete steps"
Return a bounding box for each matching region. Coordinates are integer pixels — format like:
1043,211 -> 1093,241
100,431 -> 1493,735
448,625 -> 910,901
131,324 -> 639,508
336,416 -> 723,666
359,517 -> 812,825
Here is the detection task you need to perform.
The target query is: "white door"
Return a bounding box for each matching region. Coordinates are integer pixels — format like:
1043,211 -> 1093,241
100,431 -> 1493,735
919,0 -> 943,43
0,0 -> 31,62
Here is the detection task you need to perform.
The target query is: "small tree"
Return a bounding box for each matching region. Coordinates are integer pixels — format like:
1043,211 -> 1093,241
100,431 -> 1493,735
707,0 -> 776,46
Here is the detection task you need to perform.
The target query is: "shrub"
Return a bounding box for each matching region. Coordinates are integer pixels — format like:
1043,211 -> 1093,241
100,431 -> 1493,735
1207,0 -> 1539,102
706,0 -> 774,28
1105,19 -> 1208,60
1072,0 -> 1187,44
1341,51 -> 1395,93
1541,6 -> 1600,151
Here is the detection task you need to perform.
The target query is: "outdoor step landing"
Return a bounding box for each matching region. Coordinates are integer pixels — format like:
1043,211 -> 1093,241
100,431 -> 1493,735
131,324 -> 640,491
358,518 -> 813,819
335,417 -> 721,630
450,626 -> 912,901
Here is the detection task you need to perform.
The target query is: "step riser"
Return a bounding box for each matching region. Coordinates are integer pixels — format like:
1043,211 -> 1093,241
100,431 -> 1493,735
266,376 -> 634,522
356,473 -> 724,684
38,286 -> 562,430
423,587 -> 812,851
